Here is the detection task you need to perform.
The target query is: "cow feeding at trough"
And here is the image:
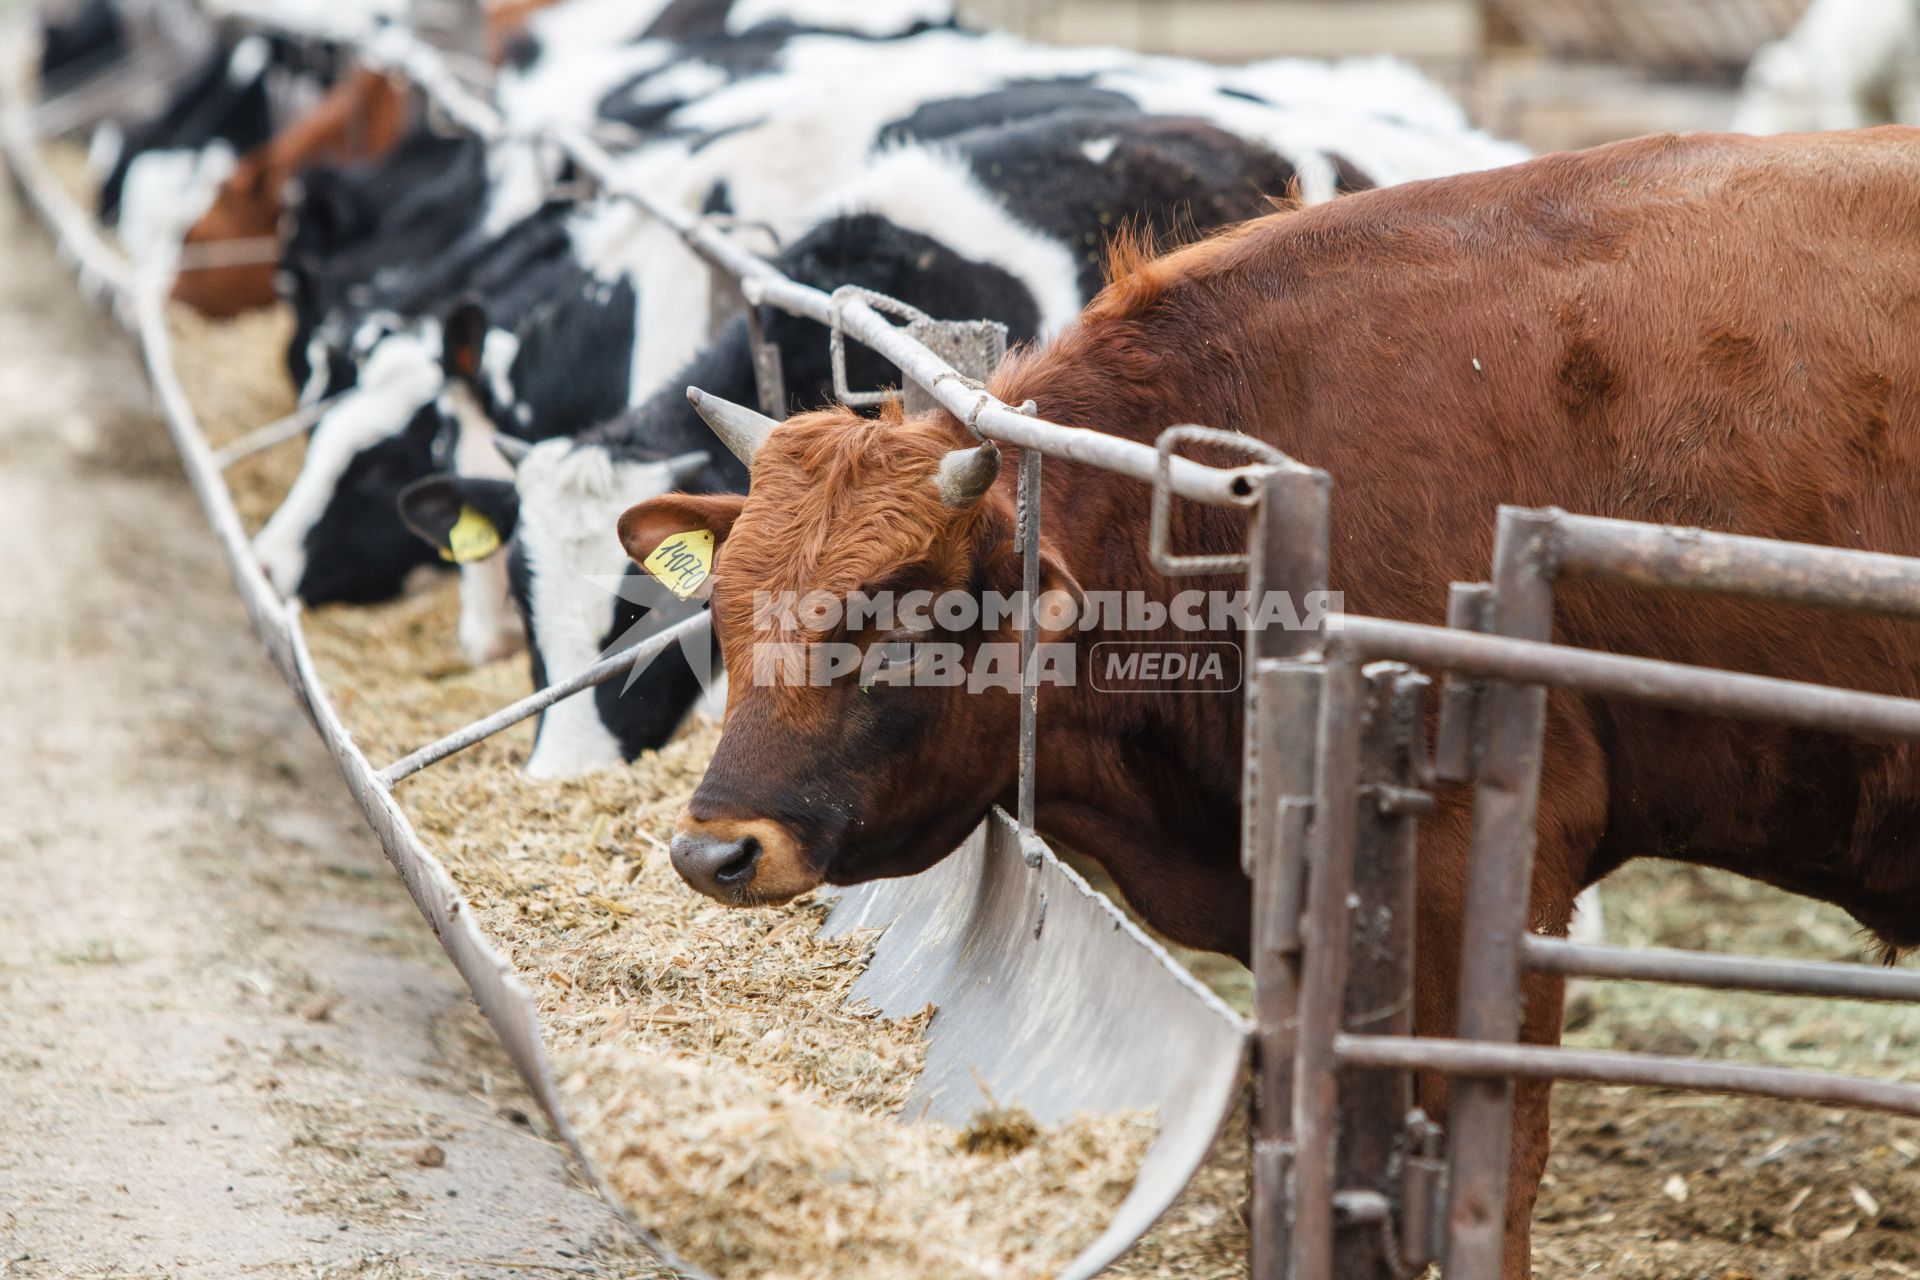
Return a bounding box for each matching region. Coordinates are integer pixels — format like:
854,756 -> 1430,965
625,128 -> 1920,1275
133,310 -> 1251,1279
22,32 -> 1255,1280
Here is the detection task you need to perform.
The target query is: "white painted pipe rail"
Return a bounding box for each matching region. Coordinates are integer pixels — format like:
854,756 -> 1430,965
551,118 -> 1274,510
378,611 -> 712,784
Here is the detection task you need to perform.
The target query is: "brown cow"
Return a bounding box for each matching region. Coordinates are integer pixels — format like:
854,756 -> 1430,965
170,0 -> 553,316
171,68 -> 407,316
618,128 -> 1920,1275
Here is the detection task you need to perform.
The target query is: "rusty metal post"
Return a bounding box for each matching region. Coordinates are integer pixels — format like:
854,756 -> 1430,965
707,269 -> 787,419
1286,640 -> 1365,1280
1334,663 -> 1431,1278
1016,442 -> 1043,862
1245,464 -> 1331,1280
1440,507 -> 1560,1280
1432,582 -> 1492,784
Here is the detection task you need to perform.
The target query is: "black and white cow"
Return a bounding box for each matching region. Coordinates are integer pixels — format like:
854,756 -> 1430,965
279,127 -> 493,400
95,36 -> 274,251
39,0 -> 124,90
91,31 -> 350,266
256,192 -> 663,606
404,90 -> 1525,777
250,18 -> 1163,609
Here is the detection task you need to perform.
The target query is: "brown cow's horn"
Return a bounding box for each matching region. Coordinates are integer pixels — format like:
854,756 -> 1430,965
687,386 -> 777,465
935,441 -> 1001,507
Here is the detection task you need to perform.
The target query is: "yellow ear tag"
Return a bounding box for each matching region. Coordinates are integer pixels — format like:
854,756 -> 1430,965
643,528 -> 715,600
442,505 -> 501,563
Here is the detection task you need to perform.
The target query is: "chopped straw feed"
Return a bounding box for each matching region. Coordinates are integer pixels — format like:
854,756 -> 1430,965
164,297 -> 1243,1278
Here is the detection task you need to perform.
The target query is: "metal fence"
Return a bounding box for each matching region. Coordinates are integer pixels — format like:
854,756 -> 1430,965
12,6 -> 1920,1279
1249,487 -> 1920,1280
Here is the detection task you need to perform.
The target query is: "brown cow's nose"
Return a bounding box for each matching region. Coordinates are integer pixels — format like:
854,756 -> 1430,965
672,830 -> 763,899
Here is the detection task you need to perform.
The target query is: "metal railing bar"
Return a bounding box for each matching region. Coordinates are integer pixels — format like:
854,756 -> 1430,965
133,274 -> 309,674
1547,508 -> 1920,620
377,610 -> 713,785
814,286 -> 1276,509
208,1 -> 411,56
171,233 -> 283,271
1015,445 -> 1041,857
1523,935 -> 1920,1002
210,393 -> 341,468
1333,1033 -> 1920,1118
118,17 -> 1275,512
559,122 -> 1275,509
1,68 -> 136,307
1338,615 -> 1920,742
359,25 -> 502,138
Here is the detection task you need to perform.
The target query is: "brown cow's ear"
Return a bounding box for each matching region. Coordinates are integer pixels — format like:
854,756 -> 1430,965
618,493 -> 747,601
442,301 -> 488,381
1033,550 -> 1087,641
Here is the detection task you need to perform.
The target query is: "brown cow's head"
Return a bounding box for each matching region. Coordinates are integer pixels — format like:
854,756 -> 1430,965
170,151 -> 281,317
617,390 -> 1081,906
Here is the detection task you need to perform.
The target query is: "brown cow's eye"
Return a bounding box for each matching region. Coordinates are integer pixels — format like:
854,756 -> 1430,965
859,632 -> 928,692
873,640 -> 916,669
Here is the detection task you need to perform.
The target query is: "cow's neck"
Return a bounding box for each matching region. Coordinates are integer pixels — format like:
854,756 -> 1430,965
1027,698 -> 1252,958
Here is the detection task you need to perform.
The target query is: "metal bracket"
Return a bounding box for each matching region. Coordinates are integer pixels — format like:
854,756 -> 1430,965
1432,582 -> 1493,783
1150,424 -> 1285,576
830,286 -> 928,408
902,317 -> 1007,417
1262,795 -> 1313,953
1398,1108 -> 1446,1276
1363,782 -> 1436,818
827,285 -> 1009,417
707,263 -> 788,420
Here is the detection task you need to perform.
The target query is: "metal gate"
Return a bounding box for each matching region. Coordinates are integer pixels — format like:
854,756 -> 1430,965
1233,473 -> 1920,1279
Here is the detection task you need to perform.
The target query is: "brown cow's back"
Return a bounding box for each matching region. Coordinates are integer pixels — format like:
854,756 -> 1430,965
990,127 -> 1920,947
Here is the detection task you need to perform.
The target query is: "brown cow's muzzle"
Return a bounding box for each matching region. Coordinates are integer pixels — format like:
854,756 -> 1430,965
670,814 -> 820,906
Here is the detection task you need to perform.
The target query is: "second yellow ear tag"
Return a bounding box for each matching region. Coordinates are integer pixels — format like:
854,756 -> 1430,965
643,528 -> 716,599
443,505 -> 501,563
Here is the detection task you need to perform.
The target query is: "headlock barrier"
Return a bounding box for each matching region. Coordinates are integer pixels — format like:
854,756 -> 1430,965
10,5 -> 1920,1278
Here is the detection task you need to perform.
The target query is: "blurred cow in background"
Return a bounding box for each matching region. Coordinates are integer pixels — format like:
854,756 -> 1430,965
1734,0 -> 1920,132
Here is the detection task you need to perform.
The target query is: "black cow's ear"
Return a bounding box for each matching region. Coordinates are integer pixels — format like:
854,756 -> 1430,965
397,474 -> 520,562
441,301 -> 489,382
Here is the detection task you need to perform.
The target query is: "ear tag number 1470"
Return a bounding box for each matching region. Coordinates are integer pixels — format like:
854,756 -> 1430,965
645,528 -> 715,600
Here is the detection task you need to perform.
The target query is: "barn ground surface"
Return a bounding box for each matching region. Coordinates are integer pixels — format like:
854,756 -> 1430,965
0,180 -> 669,1278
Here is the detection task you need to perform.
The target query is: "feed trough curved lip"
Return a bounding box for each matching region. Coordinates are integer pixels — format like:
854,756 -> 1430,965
3,31 -> 1252,1277
825,813 -> 1249,1279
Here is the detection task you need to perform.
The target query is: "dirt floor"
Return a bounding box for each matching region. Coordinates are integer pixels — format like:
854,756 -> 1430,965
0,177 -> 667,1279
1533,861 -> 1920,1279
